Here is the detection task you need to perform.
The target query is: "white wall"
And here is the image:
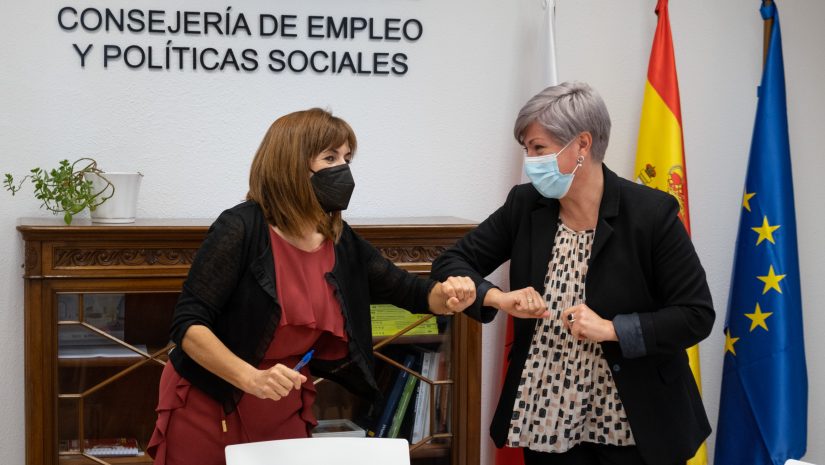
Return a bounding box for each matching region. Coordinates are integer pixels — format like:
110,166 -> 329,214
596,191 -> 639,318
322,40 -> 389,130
0,1 -> 822,464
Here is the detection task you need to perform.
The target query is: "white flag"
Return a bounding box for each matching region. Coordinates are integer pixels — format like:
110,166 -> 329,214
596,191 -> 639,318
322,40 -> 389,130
518,0 -> 559,184
545,0 -> 558,87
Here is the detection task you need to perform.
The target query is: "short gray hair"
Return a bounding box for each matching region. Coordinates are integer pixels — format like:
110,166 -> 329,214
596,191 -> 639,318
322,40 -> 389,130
514,81 -> 611,161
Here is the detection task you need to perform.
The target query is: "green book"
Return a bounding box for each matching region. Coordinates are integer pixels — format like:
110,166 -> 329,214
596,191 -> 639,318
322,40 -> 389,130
388,358 -> 420,438
370,304 -> 438,336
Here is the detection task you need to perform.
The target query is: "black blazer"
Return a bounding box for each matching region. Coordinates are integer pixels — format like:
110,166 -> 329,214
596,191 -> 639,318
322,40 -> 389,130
169,200 -> 434,413
431,165 -> 714,465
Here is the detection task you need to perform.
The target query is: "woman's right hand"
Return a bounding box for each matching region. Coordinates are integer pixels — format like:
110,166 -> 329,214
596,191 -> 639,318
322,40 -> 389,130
243,364 -> 307,401
484,287 -> 549,319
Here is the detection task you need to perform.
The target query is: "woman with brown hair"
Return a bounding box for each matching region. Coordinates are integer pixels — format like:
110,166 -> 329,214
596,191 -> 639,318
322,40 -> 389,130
147,108 -> 475,465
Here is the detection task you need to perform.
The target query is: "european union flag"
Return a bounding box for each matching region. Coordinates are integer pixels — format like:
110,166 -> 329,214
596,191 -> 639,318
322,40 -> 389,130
714,2 -> 807,464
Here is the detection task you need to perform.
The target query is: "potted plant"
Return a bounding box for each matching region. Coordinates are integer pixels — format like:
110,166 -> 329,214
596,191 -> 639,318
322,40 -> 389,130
4,158 -> 142,224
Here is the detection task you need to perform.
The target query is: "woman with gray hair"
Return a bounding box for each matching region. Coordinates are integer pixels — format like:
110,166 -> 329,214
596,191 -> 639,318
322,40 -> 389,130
431,82 -> 714,465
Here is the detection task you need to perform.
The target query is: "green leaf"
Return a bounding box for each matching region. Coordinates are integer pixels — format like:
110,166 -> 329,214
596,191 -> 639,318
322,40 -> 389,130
6,157 -> 111,221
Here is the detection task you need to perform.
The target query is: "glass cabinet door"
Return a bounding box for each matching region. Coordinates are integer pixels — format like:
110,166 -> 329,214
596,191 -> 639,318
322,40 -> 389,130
56,292 -> 179,464
55,294 -> 455,465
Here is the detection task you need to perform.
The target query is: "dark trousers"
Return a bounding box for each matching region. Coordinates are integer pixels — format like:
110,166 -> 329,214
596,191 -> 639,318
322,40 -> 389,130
522,443 -> 651,465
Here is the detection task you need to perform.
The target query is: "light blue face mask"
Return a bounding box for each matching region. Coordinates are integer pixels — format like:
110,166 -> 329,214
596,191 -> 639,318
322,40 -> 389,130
523,138 -> 583,199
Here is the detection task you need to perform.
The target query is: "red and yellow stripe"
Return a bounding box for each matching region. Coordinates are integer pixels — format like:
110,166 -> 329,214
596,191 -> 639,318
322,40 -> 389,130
635,2 -> 705,464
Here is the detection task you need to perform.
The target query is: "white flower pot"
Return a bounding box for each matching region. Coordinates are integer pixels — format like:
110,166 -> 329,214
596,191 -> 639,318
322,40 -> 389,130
84,172 -> 143,224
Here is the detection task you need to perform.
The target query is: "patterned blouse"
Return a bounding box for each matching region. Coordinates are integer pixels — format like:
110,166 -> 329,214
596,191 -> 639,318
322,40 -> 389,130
507,222 -> 635,453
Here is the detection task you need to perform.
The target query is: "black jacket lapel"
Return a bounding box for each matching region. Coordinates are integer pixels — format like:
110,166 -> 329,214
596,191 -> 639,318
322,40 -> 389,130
590,165 -> 621,264
250,235 -> 278,301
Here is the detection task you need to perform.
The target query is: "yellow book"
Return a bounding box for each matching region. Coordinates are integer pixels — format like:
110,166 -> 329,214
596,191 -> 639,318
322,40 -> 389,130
370,304 -> 438,337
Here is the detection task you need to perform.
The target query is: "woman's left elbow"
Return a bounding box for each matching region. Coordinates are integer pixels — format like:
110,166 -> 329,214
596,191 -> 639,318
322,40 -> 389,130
692,306 -> 716,341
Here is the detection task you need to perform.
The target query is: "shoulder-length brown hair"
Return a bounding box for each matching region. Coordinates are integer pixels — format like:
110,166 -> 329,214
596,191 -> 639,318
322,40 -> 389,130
247,108 -> 357,241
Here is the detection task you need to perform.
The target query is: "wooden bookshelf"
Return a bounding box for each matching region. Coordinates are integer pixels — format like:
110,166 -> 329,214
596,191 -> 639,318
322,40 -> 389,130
19,217 -> 481,465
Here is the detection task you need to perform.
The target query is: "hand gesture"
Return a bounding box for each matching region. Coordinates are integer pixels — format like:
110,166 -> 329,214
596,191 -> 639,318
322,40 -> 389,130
429,276 -> 476,315
244,363 -> 307,401
486,287 -> 549,319
561,303 -> 617,342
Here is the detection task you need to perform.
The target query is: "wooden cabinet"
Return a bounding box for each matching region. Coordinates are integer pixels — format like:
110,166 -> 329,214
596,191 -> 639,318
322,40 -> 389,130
19,217 -> 480,465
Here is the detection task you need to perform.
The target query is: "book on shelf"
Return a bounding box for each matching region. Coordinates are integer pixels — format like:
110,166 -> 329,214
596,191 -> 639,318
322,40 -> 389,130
411,350 -> 437,443
58,343 -> 147,359
59,438 -> 142,457
397,386 -> 418,441
435,343 -> 451,434
368,352 -> 416,438
370,304 -> 438,337
388,352 -> 422,438
58,325 -> 119,347
312,419 -> 366,438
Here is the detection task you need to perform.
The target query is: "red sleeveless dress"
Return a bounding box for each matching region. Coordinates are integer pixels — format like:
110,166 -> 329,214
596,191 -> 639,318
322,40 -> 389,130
147,229 -> 348,465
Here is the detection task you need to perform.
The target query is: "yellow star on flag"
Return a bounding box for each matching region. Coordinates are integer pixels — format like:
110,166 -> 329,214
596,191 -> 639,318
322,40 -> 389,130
742,191 -> 756,212
751,216 -> 780,245
757,265 -> 786,294
744,303 -> 773,332
724,328 -> 739,356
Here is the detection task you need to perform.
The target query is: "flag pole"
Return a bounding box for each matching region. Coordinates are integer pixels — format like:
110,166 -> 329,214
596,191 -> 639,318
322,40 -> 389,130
763,0 -> 773,67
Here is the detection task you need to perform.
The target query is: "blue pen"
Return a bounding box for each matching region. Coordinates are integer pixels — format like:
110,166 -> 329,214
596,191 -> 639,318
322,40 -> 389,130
293,349 -> 314,371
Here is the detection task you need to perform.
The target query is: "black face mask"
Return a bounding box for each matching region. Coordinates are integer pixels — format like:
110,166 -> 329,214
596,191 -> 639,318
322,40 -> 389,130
310,164 -> 355,212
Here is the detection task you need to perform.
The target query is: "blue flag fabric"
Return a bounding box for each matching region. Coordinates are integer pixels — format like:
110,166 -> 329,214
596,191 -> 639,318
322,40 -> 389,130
714,2 -> 807,465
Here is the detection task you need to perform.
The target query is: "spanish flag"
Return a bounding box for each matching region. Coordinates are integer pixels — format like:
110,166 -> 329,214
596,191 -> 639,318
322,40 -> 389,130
634,1 -> 707,464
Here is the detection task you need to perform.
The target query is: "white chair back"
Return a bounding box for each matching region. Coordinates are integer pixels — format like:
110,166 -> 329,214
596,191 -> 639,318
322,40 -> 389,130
785,460 -> 816,465
225,437 -> 410,465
